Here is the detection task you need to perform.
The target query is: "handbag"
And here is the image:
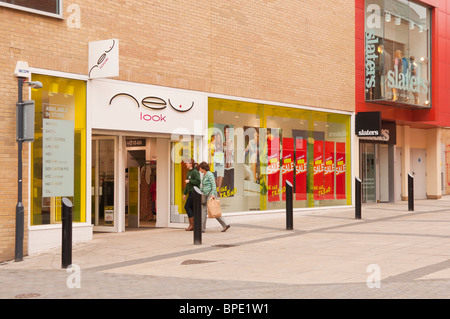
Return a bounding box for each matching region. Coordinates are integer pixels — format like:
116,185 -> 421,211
201,193 -> 209,205
207,196 -> 222,218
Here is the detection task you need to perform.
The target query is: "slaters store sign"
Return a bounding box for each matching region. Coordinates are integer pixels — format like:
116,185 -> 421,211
356,112 -> 381,137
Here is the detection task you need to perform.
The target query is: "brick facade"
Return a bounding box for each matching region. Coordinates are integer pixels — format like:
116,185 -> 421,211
0,1 -> 355,261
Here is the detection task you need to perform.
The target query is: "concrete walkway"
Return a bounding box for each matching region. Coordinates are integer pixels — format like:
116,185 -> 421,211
1,197 -> 450,300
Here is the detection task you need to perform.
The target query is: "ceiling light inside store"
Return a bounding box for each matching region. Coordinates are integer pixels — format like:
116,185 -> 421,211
65,85 -> 75,97
48,82 -> 59,96
395,17 -> 401,25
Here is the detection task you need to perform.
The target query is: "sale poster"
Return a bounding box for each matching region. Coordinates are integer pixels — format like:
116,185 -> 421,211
295,138 -> 307,200
267,133 -> 280,202
324,141 -> 335,200
335,142 -> 346,199
313,140 -> 324,200
281,138 -> 294,200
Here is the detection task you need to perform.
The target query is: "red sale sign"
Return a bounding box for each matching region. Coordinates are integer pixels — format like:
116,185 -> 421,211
324,141 -> 335,200
281,138 -> 294,200
335,142 -> 346,199
267,136 -> 280,202
313,140 -> 324,200
295,138 -> 307,200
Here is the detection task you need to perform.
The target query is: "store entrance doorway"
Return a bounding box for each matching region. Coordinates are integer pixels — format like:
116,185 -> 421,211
361,143 -> 376,203
126,138 -> 157,229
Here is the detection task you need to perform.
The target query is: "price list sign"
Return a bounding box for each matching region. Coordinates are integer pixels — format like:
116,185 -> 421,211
42,103 -> 74,197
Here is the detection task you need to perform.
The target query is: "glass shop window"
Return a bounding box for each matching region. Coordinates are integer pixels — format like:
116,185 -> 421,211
365,0 -> 431,108
208,98 -> 352,214
30,74 -> 87,225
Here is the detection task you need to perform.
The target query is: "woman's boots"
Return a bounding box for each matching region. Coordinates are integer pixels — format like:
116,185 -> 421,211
185,217 -> 194,231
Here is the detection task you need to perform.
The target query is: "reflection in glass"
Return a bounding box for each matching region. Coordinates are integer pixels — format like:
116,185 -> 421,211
361,143 -> 376,203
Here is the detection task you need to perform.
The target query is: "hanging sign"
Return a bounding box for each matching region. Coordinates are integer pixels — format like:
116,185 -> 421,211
88,39 -> 119,79
356,112 -> 381,137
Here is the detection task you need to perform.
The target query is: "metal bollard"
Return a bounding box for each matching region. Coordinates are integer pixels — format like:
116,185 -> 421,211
286,181 -> 293,230
408,173 -> 414,211
355,177 -> 362,219
61,197 -> 73,269
193,186 -> 202,245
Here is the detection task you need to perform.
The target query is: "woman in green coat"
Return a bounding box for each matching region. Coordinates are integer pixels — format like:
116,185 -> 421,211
198,161 -> 230,233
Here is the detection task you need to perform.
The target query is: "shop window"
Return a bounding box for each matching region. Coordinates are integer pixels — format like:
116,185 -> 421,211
207,98 -> 352,214
30,74 -> 87,225
0,0 -> 62,17
365,0 -> 431,108
170,136 -> 202,223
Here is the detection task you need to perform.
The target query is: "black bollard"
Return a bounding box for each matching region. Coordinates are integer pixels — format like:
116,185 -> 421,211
193,186 -> 202,245
286,180 -> 293,230
355,177 -> 362,219
408,173 -> 414,211
61,197 -> 73,269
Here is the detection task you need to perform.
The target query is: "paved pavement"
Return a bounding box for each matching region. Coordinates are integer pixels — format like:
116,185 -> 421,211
1,197 -> 450,303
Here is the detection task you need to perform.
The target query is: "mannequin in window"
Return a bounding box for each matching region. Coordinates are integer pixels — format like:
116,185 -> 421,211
223,125 -> 235,197
214,132 -> 224,196
401,53 -> 409,102
410,56 -> 419,104
244,129 -> 259,183
393,50 -> 403,101
378,45 -> 391,99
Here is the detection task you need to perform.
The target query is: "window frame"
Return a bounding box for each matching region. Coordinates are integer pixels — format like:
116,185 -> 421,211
0,0 -> 63,19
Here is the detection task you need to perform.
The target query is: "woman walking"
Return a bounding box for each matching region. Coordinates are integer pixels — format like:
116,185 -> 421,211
183,159 -> 201,231
198,161 -> 230,233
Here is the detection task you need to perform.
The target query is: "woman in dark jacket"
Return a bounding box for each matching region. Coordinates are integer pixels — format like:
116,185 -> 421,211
183,159 -> 201,231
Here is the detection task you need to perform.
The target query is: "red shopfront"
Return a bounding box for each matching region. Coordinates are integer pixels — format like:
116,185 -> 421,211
356,0 -> 450,201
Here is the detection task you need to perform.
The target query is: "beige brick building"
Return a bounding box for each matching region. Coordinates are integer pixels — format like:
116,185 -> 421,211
0,1 -> 355,262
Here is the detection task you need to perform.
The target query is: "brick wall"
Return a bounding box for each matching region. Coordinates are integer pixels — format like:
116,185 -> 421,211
0,0 -> 355,261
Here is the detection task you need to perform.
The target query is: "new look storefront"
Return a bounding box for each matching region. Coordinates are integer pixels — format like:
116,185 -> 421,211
89,79 -> 207,232
27,72 -> 353,253
90,86 -> 354,231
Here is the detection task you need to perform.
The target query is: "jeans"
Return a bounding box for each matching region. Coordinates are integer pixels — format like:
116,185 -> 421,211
184,191 -> 194,218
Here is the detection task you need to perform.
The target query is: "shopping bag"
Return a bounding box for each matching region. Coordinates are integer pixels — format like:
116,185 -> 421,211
207,197 -> 222,218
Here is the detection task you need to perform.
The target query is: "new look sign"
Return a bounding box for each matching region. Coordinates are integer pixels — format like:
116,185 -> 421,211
90,79 -> 206,135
